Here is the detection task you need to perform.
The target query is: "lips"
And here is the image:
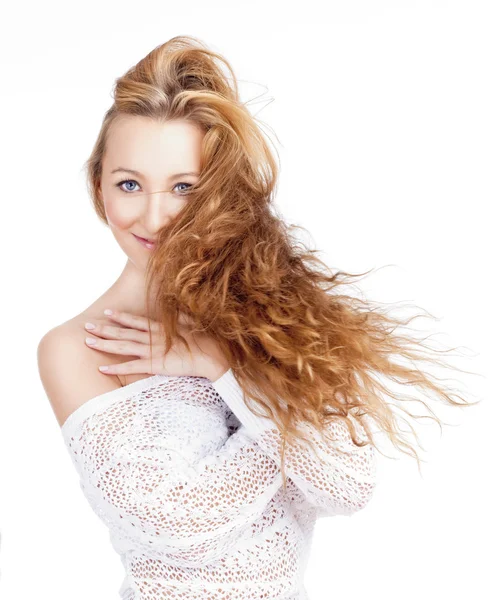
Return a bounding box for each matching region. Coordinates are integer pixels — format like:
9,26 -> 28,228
134,234 -> 156,243
133,233 -> 157,249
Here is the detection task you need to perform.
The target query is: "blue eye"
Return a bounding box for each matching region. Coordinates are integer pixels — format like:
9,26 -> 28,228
173,182 -> 193,194
116,179 -> 140,193
115,180 -> 193,195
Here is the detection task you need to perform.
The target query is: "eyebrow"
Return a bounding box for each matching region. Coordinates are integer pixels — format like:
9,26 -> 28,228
111,167 -> 200,179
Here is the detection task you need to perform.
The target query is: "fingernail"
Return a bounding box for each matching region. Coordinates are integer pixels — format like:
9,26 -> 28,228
84,322 -> 95,330
99,366 -> 109,372
85,337 -> 97,345
104,309 -> 113,315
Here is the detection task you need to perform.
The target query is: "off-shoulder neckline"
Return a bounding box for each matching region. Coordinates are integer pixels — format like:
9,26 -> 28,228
60,374 -> 202,436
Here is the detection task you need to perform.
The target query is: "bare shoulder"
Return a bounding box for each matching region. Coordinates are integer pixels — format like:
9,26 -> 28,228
37,321 -> 123,428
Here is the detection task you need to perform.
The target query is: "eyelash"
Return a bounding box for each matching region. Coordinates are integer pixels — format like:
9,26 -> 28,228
115,179 -> 193,195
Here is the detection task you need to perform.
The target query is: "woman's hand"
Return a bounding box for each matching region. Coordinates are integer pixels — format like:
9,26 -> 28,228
83,309 -> 228,382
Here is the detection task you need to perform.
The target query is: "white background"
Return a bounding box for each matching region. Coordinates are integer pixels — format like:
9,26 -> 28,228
0,1 -> 500,598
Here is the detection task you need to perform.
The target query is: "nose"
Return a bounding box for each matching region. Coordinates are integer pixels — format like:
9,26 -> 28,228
140,188 -> 175,234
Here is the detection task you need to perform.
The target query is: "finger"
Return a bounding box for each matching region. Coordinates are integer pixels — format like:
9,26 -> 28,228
85,335 -> 155,358
98,360 -> 154,376
85,322 -> 158,345
103,309 -> 161,333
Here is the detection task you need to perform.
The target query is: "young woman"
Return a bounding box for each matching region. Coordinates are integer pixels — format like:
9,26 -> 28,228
37,35 -> 479,600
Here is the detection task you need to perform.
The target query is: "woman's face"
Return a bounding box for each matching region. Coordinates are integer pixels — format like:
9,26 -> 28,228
99,115 -> 204,266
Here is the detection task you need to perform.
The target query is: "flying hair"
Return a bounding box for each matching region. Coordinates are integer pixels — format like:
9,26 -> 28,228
83,35 -> 483,491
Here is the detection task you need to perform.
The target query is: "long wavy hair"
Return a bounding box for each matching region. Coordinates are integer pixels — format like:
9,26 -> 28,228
84,35 -> 482,490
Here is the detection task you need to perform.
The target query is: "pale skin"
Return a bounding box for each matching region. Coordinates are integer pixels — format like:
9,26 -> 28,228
64,115 -> 228,386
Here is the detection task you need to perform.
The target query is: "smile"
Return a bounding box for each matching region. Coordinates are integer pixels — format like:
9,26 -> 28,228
132,233 -> 156,249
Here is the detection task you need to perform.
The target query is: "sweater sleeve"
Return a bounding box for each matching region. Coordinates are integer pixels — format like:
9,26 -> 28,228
212,369 -> 377,520
66,372 -> 375,567
94,423 -> 285,565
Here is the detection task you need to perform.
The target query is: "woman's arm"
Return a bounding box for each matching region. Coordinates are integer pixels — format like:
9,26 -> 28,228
77,423 -> 284,566
64,367 -> 375,568
211,369 -> 377,519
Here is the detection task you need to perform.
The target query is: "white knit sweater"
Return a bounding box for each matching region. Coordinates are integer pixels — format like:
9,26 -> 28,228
60,369 -> 377,599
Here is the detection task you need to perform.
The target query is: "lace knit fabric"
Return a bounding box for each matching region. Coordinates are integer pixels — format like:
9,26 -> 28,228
60,370 -> 377,599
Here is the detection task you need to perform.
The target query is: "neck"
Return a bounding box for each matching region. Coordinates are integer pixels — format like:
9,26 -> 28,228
87,259 -> 161,321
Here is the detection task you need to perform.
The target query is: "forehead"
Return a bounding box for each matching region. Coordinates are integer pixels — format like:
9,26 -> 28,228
104,116 -> 204,173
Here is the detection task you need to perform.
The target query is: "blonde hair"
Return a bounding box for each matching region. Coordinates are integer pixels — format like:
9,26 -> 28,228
84,35 -> 482,490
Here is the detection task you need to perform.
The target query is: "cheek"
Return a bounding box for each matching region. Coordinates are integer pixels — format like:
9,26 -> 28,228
104,199 -> 136,230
